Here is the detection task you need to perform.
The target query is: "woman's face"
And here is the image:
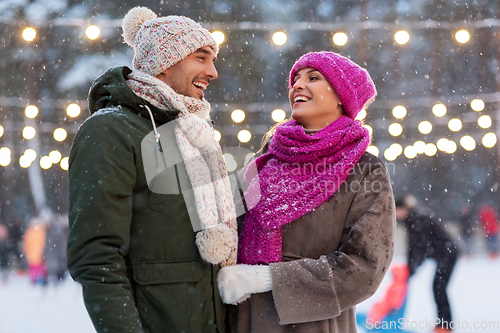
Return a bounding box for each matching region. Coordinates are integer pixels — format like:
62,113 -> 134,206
289,67 -> 343,129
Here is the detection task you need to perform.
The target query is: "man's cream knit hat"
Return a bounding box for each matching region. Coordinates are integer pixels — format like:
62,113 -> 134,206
122,7 -> 218,77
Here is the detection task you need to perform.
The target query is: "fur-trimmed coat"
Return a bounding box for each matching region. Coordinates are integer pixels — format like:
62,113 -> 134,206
233,152 -> 396,333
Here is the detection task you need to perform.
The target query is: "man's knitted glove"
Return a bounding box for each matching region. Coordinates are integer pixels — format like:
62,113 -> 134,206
217,264 -> 272,304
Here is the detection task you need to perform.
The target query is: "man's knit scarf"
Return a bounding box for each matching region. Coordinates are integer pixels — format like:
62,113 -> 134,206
127,70 -> 237,266
238,116 -> 370,264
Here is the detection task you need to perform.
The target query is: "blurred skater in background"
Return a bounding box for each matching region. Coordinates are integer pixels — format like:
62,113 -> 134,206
477,203 -> 499,259
396,195 -> 459,333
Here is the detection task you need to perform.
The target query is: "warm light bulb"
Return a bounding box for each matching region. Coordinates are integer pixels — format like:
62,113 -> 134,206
237,130 -> 252,143
418,121 -> 432,134
272,31 -> 287,46
482,133 -> 497,148
67,103 -> 81,118
333,32 -> 348,46
211,31 -> 225,45
432,103 -> 447,117
272,109 -> 286,122
22,27 -> 36,42
22,126 -> 36,140
231,109 -> 245,123
25,105 -> 39,118
392,106 -> 407,119
86,25 -> 100,40
388,123 -> 403,136
60,157 -> 69,171
53,128 -> 68,142
470,99 -> 485,112
455,29 -> 470,44
395,30 -> 410,45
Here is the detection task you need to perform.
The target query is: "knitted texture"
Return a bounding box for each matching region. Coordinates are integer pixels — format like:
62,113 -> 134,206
238,116 -> 370,264
289,51 -> 377,119
127,70 -> 237,266
122,6 -> 218,77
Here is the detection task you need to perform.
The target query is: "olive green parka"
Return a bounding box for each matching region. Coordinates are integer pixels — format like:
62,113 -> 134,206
67,67 -> 227,333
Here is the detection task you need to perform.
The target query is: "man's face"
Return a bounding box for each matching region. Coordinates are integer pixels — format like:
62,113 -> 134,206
156,45 -> 218,100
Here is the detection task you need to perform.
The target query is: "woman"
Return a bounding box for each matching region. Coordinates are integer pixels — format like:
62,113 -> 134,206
218,51 -> 396,333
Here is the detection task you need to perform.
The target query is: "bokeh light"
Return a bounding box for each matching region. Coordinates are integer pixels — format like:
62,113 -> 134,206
223,153 -> 237,172
455,29 -> 470,44
366,146 -> 379,157
364,125 -> 373,136
53,128 -> 68,142
40,156 -> 52,169
86,25 -> 100,40
49,150 -> 62,164
0,147 -> 11,167
22,27 -> 36,42
67,103 -> 81,118
471,99 -> 485,112
460,135 -> 476,151
211,31 -> 225,44
395,30 -> 410,45
272,31 -> 287,46
448,118 -> 462,132
414,141 -> 426,154
24,149 -> 37,162
482,133 -> 496,148
22,126 -> 36,140
356,109 -> 367,120
237,130 -> 252,143
404,145 -> 417,159
392,106 -> 407,119
388,123 -> 403,136
214,129 -> 221,142
272,109 -> 286,122
432,103 -> 447,117
231,109 -> 245,123
478,115 -> 492,129
418,121 -> 432,134
333,32 -> 348,46
60,157 -> 69,171
25,105 -> 39,118
424,143 -> 437,156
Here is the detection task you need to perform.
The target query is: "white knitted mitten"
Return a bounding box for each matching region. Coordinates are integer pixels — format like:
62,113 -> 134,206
217,264 -> 272,304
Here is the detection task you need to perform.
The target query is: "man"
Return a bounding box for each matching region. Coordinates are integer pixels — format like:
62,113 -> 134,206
395,195 -> 459,333
67,7 -> 237,333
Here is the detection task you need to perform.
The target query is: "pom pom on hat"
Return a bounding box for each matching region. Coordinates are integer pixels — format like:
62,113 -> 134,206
121,6 -> 218,77
122,7 -> 157,47
289,51 -> 377,119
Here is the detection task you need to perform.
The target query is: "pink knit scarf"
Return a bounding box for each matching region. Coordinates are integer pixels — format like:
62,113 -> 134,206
238,115 -> 370,264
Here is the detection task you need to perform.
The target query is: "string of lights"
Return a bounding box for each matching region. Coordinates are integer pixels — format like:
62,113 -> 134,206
2,14 -> 499,170
7,15 -> 499,45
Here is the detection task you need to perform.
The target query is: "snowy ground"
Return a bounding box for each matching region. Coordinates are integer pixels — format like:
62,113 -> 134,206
0,255 -> 499,333
0,275 -> 94,333
357,255 -> 500,333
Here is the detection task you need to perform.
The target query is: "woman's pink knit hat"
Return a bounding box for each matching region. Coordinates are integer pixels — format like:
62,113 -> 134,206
289,51 -> 377,119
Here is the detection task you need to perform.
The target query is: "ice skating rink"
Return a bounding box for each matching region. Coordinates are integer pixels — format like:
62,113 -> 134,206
0,255 -> 498,333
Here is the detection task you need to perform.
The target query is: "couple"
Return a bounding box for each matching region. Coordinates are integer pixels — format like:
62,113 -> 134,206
67,6 -> 396,333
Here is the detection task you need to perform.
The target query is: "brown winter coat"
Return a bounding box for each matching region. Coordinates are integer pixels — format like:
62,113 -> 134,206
233,152 -> 396,333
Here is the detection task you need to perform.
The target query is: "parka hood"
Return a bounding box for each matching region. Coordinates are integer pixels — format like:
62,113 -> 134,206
88,66 -> 179,124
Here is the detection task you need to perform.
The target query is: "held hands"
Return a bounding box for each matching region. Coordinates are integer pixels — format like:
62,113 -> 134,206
217,264 -> 272,305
